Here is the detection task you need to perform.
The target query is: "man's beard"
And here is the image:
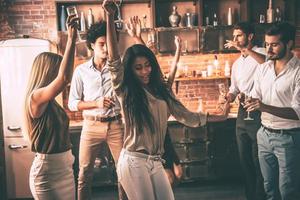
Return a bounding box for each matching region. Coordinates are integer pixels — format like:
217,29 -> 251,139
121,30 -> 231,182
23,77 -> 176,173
267,44 -> 286,61
240,40 -> 248,49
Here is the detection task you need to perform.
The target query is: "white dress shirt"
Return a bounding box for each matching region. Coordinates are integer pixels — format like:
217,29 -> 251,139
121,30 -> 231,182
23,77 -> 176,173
251,56 -> 300,129
229,46 -> 266,96
68,58 -> 121,117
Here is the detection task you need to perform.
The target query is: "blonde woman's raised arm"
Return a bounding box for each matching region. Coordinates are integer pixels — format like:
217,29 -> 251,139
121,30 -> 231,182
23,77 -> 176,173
30,15 -> 77,117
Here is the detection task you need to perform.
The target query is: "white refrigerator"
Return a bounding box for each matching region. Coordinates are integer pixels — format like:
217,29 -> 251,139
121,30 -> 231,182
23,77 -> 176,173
0,38 -> 51,199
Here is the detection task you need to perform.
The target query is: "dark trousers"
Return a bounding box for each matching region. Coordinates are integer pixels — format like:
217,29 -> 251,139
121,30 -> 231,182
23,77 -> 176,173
236,105 -> 266,200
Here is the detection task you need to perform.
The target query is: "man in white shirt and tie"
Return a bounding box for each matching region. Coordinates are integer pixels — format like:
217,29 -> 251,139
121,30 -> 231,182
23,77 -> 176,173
225,22 -> 266,200
245,22 -> 300,200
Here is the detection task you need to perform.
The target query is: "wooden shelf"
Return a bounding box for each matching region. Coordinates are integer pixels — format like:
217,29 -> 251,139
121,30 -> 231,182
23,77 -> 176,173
156,26 -> 199,31
175,76 -> 230,81
56,0 -> 101,3
55,0 -> 296,55
56,0 -> 150,3
155,0 -> 199,27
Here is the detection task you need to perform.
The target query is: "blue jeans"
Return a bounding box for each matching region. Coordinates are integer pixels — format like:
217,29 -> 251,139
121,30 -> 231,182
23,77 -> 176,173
257,126 -> 300,200
236,107 -> 265,200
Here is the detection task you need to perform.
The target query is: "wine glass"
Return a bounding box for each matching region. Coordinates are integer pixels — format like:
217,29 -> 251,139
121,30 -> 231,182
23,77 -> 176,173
244,94 -> 254,120
113,0 -> 123,30
66,6 -> 85,44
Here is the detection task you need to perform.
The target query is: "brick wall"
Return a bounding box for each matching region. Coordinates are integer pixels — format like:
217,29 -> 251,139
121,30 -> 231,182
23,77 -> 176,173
65,53 -> 239,121
159,53 -> 240,111
0,0 -> 57,41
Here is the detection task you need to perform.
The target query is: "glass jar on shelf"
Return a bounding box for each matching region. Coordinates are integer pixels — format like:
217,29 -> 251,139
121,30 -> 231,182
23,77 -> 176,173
213,13 -> 218,26
213,55 -> 221,76
60,5 -> 67,31
197,96 -> 204,112
224,60 -> 231,77
87,8 -> 94,28
207,65 -> 213,77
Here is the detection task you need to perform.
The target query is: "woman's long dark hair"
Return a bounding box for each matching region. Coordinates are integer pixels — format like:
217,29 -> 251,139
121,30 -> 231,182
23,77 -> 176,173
121,44 -> 177,134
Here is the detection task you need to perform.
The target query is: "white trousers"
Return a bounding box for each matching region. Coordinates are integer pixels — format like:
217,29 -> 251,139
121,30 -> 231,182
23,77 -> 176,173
117,149 -> 175,200
29,150 -> 75,200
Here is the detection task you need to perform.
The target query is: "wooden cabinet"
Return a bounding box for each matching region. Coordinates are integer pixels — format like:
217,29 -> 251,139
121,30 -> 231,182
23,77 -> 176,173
56,1 -> 103,32
168,122 -> 208,143
200,0 -> 295,25
168,119 -> 242,181
201,0 -> 248,26
55,0 -> 152,31
168,121 -> 213,181
55,0 -> 297,56
202,26 -> 235,53
69,119 -> 241,183
208,118 -> 242,179
157,27 -> 200,53
154,0 -> 200,28
248,0 -> 295,24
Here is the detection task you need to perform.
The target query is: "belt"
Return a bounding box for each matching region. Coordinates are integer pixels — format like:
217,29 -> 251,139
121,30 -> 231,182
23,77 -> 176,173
123,149 -> 166,164
262,125 -> 300,134
35,149 -> 72,160
136,149 -> 150,155
84,114 -> 121,122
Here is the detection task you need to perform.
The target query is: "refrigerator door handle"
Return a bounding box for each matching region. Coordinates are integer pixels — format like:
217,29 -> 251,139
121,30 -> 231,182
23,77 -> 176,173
7,126 -> 21,132
8,144 -> 28,150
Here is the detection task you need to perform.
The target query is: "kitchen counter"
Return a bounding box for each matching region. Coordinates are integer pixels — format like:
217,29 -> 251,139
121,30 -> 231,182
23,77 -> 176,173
228,112 -> 238,118
69,112 -> 237,128
69,120 -> 83,130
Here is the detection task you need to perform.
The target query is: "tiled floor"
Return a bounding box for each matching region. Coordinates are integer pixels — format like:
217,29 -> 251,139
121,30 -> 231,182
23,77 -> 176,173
92,180 -> 246,200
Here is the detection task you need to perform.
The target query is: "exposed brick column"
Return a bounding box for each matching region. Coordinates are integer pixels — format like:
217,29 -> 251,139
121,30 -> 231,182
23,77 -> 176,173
3,0 -> 58,42
0,11 -> 15,40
